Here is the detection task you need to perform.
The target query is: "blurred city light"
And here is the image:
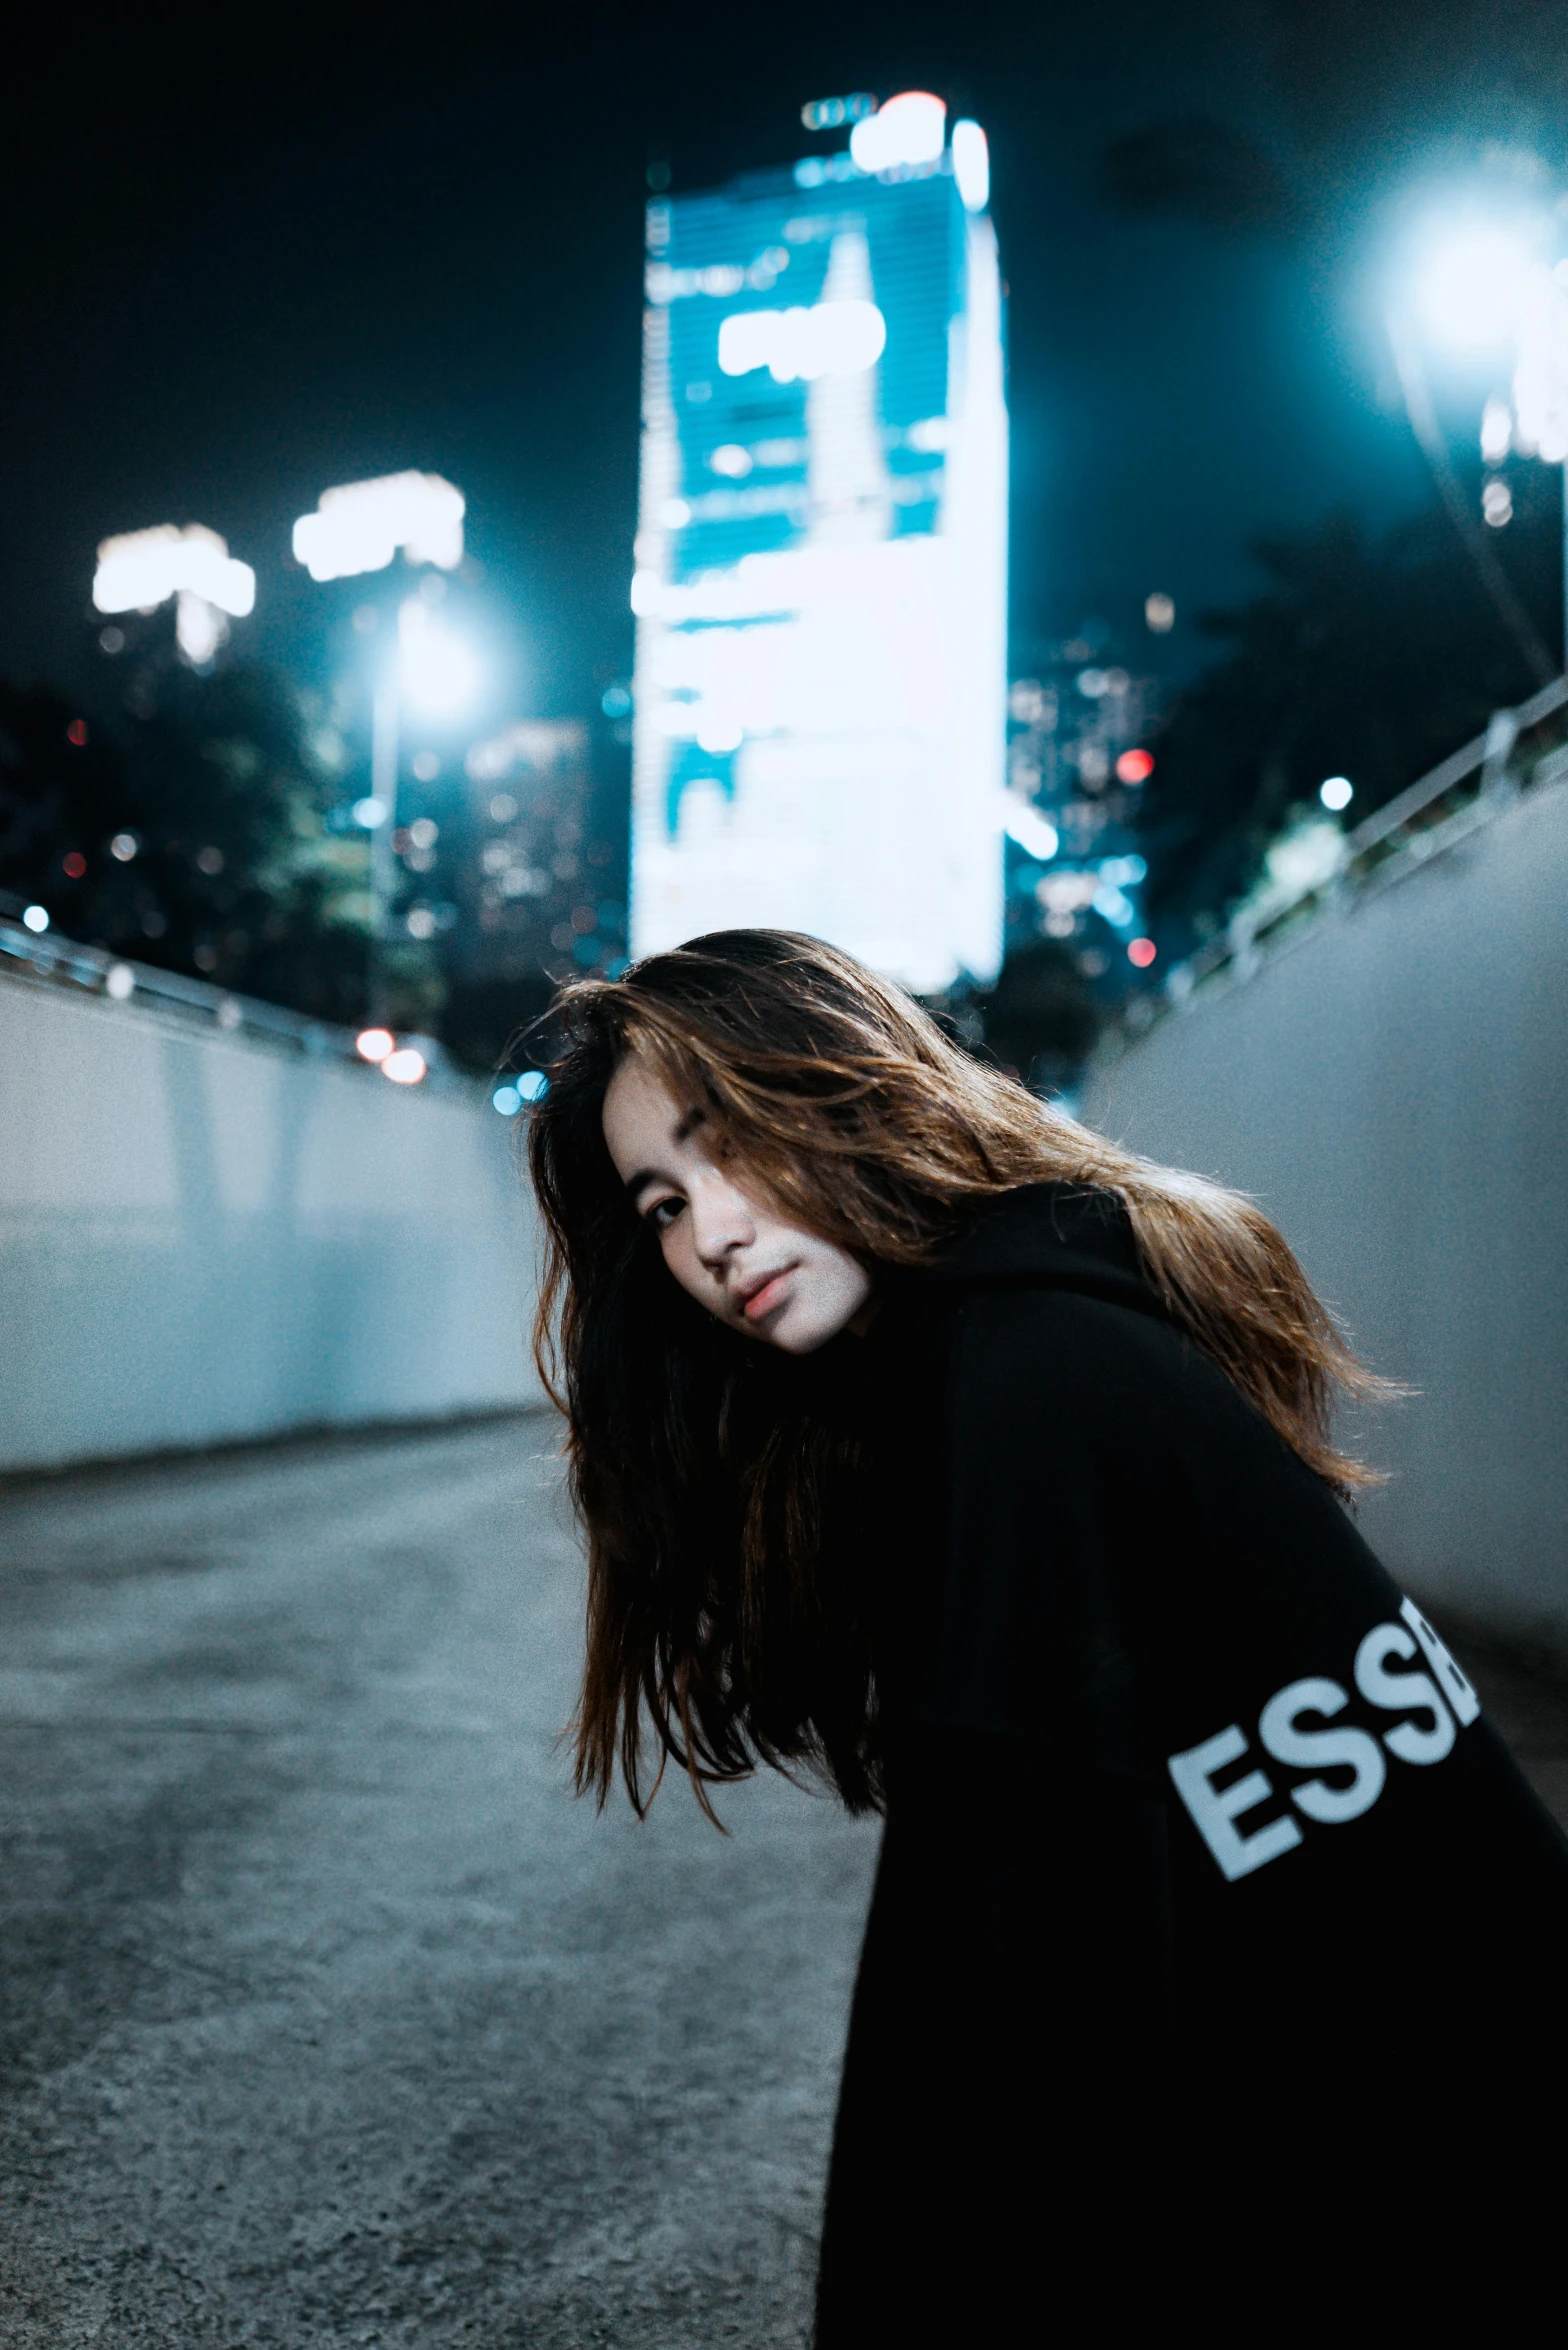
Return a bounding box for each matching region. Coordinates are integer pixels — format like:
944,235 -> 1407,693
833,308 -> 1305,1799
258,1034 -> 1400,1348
291,473 -> 465,583
1415,220 -> 1542,352
718,298 -> 887,383
92,524 -> 254,670
1320,775 -> 1354,811
849,91 -> 947,174
1144,592 -> 1175,633
175,593 -> 224,665
1481,396 -> 1513,463
1266,817 -> 1346,893
352,796 -> 387,828
801,94 -> 875,131
1483,479 -> 1514,527
93,524 -> 256,618
1116,748 -> 1155,784
397,597 -> 481,715
1003,801 -> 1060,860
1128,937 -> 1157,968
951,122 -> 990,213
355,1027 -> 395,1063
21,904 -> 48,934
492,1084 -> 523,1116
381,1048 -> 427,1085
516,1071 -> 547,1102
105,963 -> 135,1001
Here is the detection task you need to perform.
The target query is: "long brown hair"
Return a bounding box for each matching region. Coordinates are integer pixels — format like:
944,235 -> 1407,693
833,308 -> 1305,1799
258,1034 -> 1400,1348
528,929 -> 1384,1818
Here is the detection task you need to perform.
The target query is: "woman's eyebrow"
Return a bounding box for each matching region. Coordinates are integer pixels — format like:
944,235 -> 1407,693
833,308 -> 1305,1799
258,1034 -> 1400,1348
623,1106 -> 705,1202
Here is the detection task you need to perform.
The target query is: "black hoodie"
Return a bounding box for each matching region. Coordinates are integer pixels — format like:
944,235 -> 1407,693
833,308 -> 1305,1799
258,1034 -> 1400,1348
814,1183 -> 1568,2342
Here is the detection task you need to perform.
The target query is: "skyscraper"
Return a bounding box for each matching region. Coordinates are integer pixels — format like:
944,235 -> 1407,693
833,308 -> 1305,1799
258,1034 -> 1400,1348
629,106 -> 1007,994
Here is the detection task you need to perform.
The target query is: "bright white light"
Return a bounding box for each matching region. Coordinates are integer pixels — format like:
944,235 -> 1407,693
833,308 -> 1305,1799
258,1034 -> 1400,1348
352,796 -> 388,828
21,904 -> 48,934
110,832 -> 139,861
695,713 -> 744,753
1481,396 -> 1513,463
1144,591 -> 1175,633
1004,801 -> 1059,861
718,298 -> 886,384
93,524 -> 256,618
1320,775 -> 1354,812
1482,478 -> 1514,526
382,1047 -> 427,1085
105,963 -> 135,1001
406,907 -> 437,940
397,598 -> 480,714
849,91 -> 946,174
710,444 -> 753,477
1416,225 -> 1539,352
292,472 -> 465,583
951,121 -> 989,212
175,591 -> 225,665
1267,819 -> 1346,893
356,1027 -> 395,1063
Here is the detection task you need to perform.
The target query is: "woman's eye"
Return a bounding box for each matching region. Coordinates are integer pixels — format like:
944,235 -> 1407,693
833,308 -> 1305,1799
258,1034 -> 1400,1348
647,1197 -> 685,1231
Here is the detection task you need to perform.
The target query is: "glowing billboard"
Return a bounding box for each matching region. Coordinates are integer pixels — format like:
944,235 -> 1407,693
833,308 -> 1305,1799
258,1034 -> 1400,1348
629,120 -> 1007,992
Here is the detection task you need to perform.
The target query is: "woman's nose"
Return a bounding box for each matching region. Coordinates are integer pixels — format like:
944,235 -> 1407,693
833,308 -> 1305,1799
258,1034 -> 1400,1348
687,1173 -> 756,1270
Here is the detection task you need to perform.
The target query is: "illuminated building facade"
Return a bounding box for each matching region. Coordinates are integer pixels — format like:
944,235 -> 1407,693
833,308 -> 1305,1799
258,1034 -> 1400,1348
629,124 -> 1007,993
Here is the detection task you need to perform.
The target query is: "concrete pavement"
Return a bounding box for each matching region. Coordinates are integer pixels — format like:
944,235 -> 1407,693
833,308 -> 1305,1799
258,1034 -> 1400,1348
0,1421 -> 880,2347
2,1420 -> 1566,2346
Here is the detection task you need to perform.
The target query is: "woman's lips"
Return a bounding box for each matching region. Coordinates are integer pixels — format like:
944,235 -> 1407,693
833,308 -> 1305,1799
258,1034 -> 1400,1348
740,1268 -> 794,1322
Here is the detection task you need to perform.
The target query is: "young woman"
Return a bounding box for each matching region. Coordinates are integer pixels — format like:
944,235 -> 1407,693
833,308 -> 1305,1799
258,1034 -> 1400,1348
528,926 -> 1568,2338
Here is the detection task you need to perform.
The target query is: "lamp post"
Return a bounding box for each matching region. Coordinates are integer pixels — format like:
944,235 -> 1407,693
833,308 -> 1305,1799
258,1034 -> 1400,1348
92,524 -> 256,665
1402,217 -> 1568,678
362,598 -> 481,1017
290,472 -> 474,1021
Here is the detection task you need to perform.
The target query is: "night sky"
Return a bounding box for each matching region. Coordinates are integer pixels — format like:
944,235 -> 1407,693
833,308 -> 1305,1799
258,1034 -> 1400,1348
7,0 -> 1559,737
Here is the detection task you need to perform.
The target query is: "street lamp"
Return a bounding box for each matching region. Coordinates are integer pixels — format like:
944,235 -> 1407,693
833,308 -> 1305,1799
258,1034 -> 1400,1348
92,523 -> 256,666
357,597 -> 483,1019
1399,207 -> 1568,677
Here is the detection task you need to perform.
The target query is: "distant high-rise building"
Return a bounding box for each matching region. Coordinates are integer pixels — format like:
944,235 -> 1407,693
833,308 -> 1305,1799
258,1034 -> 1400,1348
630,112 -> 1007,993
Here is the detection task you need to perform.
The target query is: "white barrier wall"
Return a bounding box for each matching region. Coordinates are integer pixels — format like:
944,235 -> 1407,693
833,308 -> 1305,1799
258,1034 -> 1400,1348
1083,775 -> 1568,1649
0,978 -> 542,1472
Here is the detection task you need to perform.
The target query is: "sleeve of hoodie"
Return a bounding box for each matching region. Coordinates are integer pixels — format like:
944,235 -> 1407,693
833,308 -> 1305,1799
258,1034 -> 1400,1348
892,1274 -> 1568,2098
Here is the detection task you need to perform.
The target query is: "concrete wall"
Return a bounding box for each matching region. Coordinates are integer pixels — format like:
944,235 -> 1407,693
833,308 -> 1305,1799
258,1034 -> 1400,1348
1,978 -> 542,1472
1083,775 -> 1568,1648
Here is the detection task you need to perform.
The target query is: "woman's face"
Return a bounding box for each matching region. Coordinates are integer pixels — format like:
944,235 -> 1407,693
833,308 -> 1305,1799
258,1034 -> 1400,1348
601,1053 -> 874,1355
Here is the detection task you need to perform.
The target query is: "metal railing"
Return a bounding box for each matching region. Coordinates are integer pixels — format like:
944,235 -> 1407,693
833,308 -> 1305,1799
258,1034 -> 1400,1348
0,915 -> 480,1098
1138,672 -> 1568,1031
